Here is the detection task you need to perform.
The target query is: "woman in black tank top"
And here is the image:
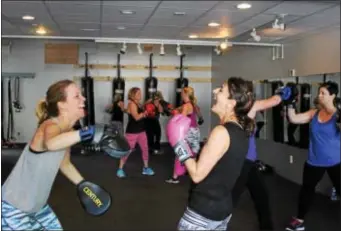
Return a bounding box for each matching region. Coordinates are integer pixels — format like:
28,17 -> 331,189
116,87 -> 155,178
175,77 -> 255,230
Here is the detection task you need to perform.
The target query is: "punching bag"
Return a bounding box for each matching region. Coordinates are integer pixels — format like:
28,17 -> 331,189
1,79 -> 5,143
286,81 -> 299,146
299,83 -> 311,149
272,81 -> 284,143
112,53 -> 125,122
81,52 -> 95,126
175,54 -> 189,107
145,53 -> 158,101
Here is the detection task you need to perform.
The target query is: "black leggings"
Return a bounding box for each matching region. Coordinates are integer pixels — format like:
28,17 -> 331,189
232,159 -> 274,230
145,118 -> 161,151
297,162 -> 340,220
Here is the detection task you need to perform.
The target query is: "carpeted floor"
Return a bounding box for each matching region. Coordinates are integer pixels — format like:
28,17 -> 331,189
2,146 -> 340,231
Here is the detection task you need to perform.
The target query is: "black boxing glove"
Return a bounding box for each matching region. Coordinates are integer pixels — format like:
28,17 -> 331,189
283,83 -> 299,107
160,100 -> 172,116
197,116 -> 204,125
77,180 -> 111,216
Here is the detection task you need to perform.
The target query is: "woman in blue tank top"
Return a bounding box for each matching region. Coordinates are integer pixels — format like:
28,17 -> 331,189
285,81 -> 340,231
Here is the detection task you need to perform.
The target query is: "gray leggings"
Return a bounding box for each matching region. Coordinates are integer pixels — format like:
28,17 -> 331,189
178,207 -> 232,230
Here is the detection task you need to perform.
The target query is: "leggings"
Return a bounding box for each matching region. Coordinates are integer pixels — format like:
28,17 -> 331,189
122,132 -> 149,163
232,159 -> 273,230
145,118 -> 161,151
297,162 -> 340,220
174,127 -> 200,176
1,201 -> 62,230
178,207 -> 232,230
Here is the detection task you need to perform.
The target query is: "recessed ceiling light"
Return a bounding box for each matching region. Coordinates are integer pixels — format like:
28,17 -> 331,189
36,26 -> 47,35
120,10 -> 135,15
22,15 -> 35,21
236,3 -> 252,10
208,22 -> 220,27
189,34 -> 198,39
173,12 -> 186,16
117,26 -> 126,30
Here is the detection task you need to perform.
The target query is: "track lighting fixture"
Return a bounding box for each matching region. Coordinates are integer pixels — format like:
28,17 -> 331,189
176,44 -> 182,56
272,18 -> 286,31
214,46 -> 222,55
219,39 -> 232,50
250,28 -> 261,42
160,43 -> 165,56
120,42 -> 127,54
137,43 -> 143,55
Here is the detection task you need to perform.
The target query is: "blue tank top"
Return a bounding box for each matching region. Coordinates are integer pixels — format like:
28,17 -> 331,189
307,111 -> 340,167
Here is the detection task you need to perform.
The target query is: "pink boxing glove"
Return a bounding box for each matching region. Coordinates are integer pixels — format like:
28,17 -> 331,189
166,114 -> 193,163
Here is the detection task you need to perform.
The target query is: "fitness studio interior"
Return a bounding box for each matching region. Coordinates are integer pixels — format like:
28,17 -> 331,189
1,1 -> 340,231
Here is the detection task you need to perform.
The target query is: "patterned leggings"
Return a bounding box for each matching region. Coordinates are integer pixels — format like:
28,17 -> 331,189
178,207 -> 232,230
1,201 -> 62,230
174,127 -> 200,176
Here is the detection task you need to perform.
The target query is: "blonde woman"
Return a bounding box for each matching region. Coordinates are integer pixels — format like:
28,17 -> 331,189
117,87 -> 155,178
166,86 -> 201,184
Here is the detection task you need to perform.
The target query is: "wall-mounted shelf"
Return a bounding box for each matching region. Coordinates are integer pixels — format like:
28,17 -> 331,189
73,76 -> 211,83
1,72 -> 35,79
73,64 -> 211,71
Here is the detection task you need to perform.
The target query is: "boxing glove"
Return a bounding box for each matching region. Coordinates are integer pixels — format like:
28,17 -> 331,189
160,100 -> 173,116
275,86 -> 292,101
79,124 -> 105,144
283,83 -> 299,106
166,114 -> 192,163
171,109 -> 179,116
197,116 -> 204,125
77,180 -> 111,216
145,103 -> 156,118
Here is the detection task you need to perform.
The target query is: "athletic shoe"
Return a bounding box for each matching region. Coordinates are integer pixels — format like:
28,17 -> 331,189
165,177 -> 180,184
285,217 -> 305,231
153,149 -> 163,155
116,168 -> 126,178
142,167 -> 155,176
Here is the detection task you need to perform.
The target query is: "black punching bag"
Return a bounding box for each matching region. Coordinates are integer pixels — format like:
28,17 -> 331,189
145,53 -> 158,101
175,54 -> 189,107
81,52 -> 95,126
272,81 -> 284,143
299,83 -> 311,149
112,53 -> 125,122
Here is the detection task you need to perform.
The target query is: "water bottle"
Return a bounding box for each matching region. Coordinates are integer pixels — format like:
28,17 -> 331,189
331,187 -> 339,201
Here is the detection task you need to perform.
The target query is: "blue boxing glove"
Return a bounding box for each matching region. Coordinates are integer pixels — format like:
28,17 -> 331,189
275,86 -> 292,101
79,126 -> 95,142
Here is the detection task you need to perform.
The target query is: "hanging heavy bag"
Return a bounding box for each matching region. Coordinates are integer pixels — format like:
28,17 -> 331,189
272,81 -> 284,143
81,52 -> 95,127
13,77 -> 22,113
299,83 -> 311,149
7,79 -> 15,142
2,79 -> 6,143
175,54 -> 189,107
145,53 -> 158,101
112,53 -> 125,122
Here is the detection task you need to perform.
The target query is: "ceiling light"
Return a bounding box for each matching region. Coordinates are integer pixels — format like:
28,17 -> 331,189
120,42 -> 127,54
173,12 -> 186,16
236,3 -> 252,9
189,34 -> 198,39
160,43 -> 165,56
120,10 -> 135,15
272,18 -> 286,31
214,46 -> 222,55
117,26 -> 126,30
208,22 -> 220,27
219,39 -> 232,50
22,15 -> 35,21
36,26 -> 47,35
137,43 -> 143,55
250,28 -> 261,42
176,44 -> 182,56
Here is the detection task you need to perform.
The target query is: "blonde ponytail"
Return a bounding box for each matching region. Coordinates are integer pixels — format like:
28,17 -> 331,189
35,99 -> 48,125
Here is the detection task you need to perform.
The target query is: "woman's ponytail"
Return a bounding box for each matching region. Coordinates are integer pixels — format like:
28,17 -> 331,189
240,115 -> 255,137
35,99 -> 49,125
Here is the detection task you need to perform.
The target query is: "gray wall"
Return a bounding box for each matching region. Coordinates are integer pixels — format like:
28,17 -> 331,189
211,27 -> 340,196
2,39 -> 212,143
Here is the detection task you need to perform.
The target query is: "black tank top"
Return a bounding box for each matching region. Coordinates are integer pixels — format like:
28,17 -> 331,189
111,102 -> 124,122
126,101 -> 145,133
188,122 -> 249,221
